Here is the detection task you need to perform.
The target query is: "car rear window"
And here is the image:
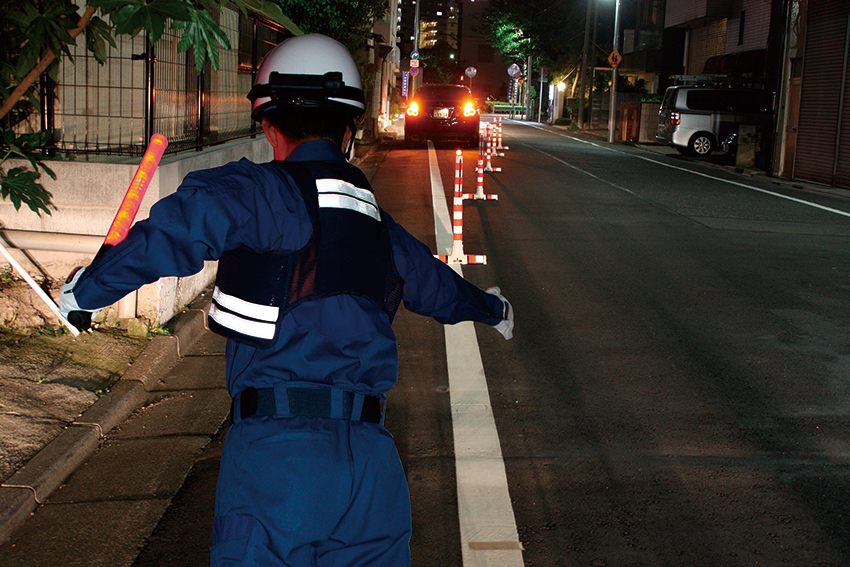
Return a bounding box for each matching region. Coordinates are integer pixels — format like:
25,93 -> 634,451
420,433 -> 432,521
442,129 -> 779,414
417,86 -> 469,101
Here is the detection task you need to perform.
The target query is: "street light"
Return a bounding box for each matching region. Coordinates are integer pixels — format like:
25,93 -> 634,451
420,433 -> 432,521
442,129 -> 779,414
607,0 -> 621,143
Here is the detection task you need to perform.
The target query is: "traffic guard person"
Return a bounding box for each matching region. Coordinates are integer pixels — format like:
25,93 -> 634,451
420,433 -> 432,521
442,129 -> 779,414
60,33 -> 513,566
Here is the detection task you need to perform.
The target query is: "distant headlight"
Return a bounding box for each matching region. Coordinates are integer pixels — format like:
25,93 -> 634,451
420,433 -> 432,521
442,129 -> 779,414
407,102 -> 420,117
462,101 -> 477,117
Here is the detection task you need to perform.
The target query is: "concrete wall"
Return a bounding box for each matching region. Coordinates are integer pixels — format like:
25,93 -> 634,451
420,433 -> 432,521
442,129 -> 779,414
1,136 -> 272,326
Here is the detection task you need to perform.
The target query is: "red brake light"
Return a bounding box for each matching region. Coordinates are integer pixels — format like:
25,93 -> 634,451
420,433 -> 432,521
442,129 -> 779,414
406,102 -> 420,117
462,101 -> 477,117
670,109 -> 680,126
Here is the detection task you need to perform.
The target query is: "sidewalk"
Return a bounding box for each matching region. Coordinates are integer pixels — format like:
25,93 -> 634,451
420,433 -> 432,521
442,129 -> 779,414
0,289 -> 217,547
554,123 -> 850,200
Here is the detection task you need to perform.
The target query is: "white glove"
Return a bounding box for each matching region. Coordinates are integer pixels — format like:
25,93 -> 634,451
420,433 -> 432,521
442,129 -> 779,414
486,287 -> 514,340
59,267 -> 100,329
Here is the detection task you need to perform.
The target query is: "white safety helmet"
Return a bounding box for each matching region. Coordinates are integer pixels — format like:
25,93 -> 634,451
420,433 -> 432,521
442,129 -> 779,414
247,34 -> 365,121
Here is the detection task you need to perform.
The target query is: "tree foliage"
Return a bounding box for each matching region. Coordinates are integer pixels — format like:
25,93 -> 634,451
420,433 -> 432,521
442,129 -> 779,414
1,0 -> 238,216
273,0 -> 388,53
479,0 -> 586,82
418,40 -> 460,85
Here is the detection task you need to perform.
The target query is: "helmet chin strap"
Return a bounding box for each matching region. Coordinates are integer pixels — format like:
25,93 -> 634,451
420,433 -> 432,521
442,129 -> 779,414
344,136 -> 356,162
342,118 -> 357,162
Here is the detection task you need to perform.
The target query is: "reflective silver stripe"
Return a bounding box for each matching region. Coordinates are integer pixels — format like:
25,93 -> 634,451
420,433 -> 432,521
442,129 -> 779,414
209,304 -> 276,340
316,179 -> 380,221
212,286 -> 278,322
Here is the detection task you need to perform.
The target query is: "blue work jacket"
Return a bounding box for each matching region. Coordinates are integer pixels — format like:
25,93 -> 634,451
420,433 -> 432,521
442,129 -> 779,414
73,139 -> 504,397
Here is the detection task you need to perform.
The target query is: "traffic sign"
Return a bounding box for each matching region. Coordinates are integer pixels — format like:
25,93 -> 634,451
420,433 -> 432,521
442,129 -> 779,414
411,51 -> 419,60
410,67 -> 419,76
608,50 -> 622,69
410,59 -> 419,68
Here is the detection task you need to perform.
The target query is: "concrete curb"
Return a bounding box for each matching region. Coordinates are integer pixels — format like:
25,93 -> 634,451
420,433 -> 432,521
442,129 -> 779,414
0,307 -> 210,543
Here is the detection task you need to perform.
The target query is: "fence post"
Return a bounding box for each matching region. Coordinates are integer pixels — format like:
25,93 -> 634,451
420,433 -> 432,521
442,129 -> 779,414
144,34 -> 156,147
40,75 -> 56,156
196,66 -> 205,150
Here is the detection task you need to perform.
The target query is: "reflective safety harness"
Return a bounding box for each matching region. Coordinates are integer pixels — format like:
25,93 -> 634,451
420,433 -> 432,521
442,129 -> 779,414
209,160 -> 404,348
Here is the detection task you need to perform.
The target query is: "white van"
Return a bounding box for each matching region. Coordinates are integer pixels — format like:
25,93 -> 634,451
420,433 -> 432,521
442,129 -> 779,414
655,86 -> 773,156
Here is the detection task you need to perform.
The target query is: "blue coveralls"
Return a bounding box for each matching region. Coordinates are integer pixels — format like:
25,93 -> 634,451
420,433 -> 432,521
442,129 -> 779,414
72,139 -> 506,566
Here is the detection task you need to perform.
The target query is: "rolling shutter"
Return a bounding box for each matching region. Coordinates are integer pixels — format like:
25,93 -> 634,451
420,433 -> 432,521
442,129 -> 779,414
794,0 -> 850,187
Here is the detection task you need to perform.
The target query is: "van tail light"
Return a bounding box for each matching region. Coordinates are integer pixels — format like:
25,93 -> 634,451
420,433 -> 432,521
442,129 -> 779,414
670,109 -> 681,126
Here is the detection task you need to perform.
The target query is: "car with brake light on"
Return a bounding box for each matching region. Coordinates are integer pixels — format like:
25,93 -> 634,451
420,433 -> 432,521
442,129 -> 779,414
404,84 -> 479,148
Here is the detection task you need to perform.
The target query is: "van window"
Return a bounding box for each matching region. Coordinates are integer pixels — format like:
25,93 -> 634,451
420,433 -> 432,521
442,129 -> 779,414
661,89 -> 677,109
685,90 -> 771,113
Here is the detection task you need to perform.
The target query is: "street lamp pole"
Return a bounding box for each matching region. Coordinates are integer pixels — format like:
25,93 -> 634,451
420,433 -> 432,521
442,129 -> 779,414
607,0 -> 621,143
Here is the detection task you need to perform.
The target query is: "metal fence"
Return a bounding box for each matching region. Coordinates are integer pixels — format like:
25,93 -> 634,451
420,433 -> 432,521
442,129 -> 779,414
45,8 -> 292,157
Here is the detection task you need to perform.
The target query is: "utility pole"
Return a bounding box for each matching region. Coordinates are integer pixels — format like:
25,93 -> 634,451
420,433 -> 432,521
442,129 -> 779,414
413,0 -> 420,95
526,54 -> 532,120
607,0 -> 621,143
578,0 -> 593,128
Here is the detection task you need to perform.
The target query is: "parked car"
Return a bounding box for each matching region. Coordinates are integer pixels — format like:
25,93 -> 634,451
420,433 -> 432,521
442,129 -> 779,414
656,86 -> 773,156
404,84 -> 479,148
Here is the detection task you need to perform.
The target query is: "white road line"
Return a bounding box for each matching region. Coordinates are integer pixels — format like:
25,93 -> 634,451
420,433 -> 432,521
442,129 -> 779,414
517,123 -> 850,219
428,141 -> 525,566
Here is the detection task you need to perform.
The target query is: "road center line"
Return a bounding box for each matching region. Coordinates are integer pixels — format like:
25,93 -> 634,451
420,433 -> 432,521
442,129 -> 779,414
516,122 -> 850,219
428,141 -> 525,567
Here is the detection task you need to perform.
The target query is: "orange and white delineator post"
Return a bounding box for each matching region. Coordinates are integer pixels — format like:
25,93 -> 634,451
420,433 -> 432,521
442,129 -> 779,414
496,116 -> 508,151
492,119 -> 505,157
483,123 -> 501,173
437,150 -> 486,265
463,127 -> 498,202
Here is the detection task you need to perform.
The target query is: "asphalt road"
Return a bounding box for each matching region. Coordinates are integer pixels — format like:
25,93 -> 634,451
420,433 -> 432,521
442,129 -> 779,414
373,123 -> 850,566
7,121 -> 850,567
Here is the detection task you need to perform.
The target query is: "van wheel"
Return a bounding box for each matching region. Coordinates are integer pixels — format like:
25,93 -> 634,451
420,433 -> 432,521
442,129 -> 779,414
688,132 -> 715,156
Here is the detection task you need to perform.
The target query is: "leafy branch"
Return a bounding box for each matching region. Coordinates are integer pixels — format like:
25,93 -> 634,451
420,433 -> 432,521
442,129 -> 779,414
1,0 -> 238,217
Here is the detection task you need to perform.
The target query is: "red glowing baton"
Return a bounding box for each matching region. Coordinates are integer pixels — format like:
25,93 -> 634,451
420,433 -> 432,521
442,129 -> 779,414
67,134 -> 168,331
95,133 -> 168,259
